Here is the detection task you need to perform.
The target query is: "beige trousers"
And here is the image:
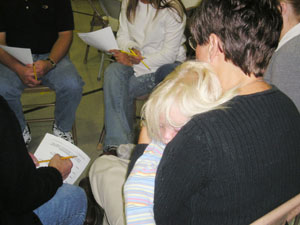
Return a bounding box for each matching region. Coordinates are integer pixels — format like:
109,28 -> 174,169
89,155 -> 129,225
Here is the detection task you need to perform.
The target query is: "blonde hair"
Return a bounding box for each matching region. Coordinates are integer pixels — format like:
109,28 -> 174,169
142,61 -> 238,142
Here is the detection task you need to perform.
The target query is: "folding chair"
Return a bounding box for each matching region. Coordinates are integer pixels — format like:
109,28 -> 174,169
23,85 -> 78,145
84,0 -> 121,81
250,193 -> 300,225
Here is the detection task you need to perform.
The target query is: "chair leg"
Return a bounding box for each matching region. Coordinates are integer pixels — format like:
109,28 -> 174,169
72,121 -> 78,145
97,52 -> 105,81
96,125 -> 106,150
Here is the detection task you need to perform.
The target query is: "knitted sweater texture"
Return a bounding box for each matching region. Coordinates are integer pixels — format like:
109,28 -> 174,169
149,87 -> 300,224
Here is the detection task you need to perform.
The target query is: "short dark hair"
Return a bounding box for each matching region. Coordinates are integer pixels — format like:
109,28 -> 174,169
190,0 -> 283,77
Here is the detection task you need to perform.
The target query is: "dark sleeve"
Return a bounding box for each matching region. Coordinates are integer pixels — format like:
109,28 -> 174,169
154,118 -> 211,224
126,144 -> 148,177
56,0 -> 74,31
0,96 -> 63,214
0,3 -> 5,32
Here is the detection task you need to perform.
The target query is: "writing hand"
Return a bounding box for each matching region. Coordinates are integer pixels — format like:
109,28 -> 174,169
49,154 -> 73,180
109,49 -> 133,66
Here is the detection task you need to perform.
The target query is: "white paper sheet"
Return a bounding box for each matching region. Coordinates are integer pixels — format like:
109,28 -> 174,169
77,26 -> 119,52
0,45 -> 33,64
34,133 -> 91,184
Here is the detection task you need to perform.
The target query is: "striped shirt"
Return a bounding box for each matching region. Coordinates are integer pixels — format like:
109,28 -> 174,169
124,141 -> 165,225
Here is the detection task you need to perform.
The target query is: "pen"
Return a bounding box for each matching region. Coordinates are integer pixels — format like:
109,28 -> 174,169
38,156 -> 77,163
129,49 -> 151,71
33,64 -> 37,80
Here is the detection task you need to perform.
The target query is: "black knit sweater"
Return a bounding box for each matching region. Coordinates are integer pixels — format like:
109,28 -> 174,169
0,96 -> 63,225
130,87 -> 300,225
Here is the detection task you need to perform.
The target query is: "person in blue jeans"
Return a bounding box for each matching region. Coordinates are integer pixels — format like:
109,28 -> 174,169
0,95 -> 87,225
0,0 -> 84,145
103,0 -> 186,153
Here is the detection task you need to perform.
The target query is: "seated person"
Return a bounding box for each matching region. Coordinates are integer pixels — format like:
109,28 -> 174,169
0,95 -> 87,225
0,0 -> 84,145
124,61 -> 238,224
264,0 -> 300,111
89,61 -> 237,225
103,0 -> 187,154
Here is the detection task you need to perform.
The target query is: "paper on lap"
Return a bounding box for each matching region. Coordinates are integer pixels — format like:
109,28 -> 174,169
34,133 -> 90,184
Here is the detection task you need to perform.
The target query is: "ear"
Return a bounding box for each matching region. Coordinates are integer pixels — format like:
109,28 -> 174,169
280,1 -> 287,16
208,33 -> 223,62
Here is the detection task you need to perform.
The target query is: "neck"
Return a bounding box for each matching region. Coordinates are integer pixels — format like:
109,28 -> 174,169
214,61 -> 270,95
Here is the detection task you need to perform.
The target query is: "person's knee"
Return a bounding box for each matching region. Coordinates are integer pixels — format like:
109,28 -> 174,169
104,63 -> 131,87
55,73 -> 83,97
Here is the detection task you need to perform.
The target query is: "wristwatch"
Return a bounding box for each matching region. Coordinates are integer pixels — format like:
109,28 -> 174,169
46,57 -> 56,68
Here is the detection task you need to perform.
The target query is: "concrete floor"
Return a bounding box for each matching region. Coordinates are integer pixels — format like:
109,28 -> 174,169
23,0 -> 127,184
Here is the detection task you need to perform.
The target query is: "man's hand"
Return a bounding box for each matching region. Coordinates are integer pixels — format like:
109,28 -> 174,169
34,59 -> 53,76
17,64 -> 41,87
48,154 -> 73,180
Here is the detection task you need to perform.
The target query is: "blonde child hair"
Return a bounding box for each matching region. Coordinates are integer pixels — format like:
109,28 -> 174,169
142,61 -> 238,142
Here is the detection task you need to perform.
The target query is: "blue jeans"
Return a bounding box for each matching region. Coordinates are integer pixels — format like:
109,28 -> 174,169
0,54 -> 84,132
34,184 -> 87,225
103,62 -> 180,149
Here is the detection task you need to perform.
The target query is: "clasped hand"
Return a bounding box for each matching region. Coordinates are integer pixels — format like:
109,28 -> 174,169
18,59 -> 53,87
109,49 -> 143,66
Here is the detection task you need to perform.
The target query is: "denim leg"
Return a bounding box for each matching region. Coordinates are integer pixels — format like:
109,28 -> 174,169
34,184 -> 87,225
40,55 -> 84,132
154,61 -> 182,85
103,63 -> 136,149
128,73 -> 156,99
0,63 -> 27,131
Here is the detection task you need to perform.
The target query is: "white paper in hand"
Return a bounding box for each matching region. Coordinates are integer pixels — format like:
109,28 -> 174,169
78,27 -> 119,52
0,45 -> 33,64
34,133 -> 91,184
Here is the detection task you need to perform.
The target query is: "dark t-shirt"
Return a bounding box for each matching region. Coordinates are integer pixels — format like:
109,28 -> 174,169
0,0 -> 74,54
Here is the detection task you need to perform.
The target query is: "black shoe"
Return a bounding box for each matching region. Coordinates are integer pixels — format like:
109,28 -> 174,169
79,177 -> 104,225
99,146 -> 118,157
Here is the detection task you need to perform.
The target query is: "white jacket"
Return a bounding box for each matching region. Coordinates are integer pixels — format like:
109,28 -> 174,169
117,0 -> 186,76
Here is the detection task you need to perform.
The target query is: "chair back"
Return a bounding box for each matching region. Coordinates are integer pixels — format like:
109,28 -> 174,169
98,0 -> 121,20
250,193 -> 300,225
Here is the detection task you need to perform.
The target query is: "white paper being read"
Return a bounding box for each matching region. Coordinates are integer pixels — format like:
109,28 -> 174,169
34,133 -> 91,184
77,26 -> 119,52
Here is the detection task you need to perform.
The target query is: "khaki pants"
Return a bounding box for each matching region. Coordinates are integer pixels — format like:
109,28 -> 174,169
89,155 -> 129,225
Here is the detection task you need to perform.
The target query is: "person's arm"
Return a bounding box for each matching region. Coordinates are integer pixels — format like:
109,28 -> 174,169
116,0 -> 138,51
33,30 -> 73,77
0,32 -> 41,87
0,97 -> 64,213
141,9 -> 186,68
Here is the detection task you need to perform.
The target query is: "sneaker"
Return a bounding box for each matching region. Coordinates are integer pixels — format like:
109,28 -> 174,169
53,123 -> 74,144
99,146 -> 118,157
23,124 -> 32,146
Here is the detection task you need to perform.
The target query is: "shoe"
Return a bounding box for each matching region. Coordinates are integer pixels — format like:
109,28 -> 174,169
53,123 -> 74,144
79,177 -> 104,225
117,144 -> 136,160
23,124 -> 32,146
99,146 -> 118,157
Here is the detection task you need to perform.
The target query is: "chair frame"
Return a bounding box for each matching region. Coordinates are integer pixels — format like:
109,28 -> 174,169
23,85 -> 78,145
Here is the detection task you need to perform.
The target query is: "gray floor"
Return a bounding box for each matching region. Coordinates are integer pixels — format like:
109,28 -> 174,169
23,0 -> 135,185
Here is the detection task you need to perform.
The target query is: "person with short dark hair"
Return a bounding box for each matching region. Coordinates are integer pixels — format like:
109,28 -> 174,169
144,0 -> 300,224
0,0 -> 84,145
